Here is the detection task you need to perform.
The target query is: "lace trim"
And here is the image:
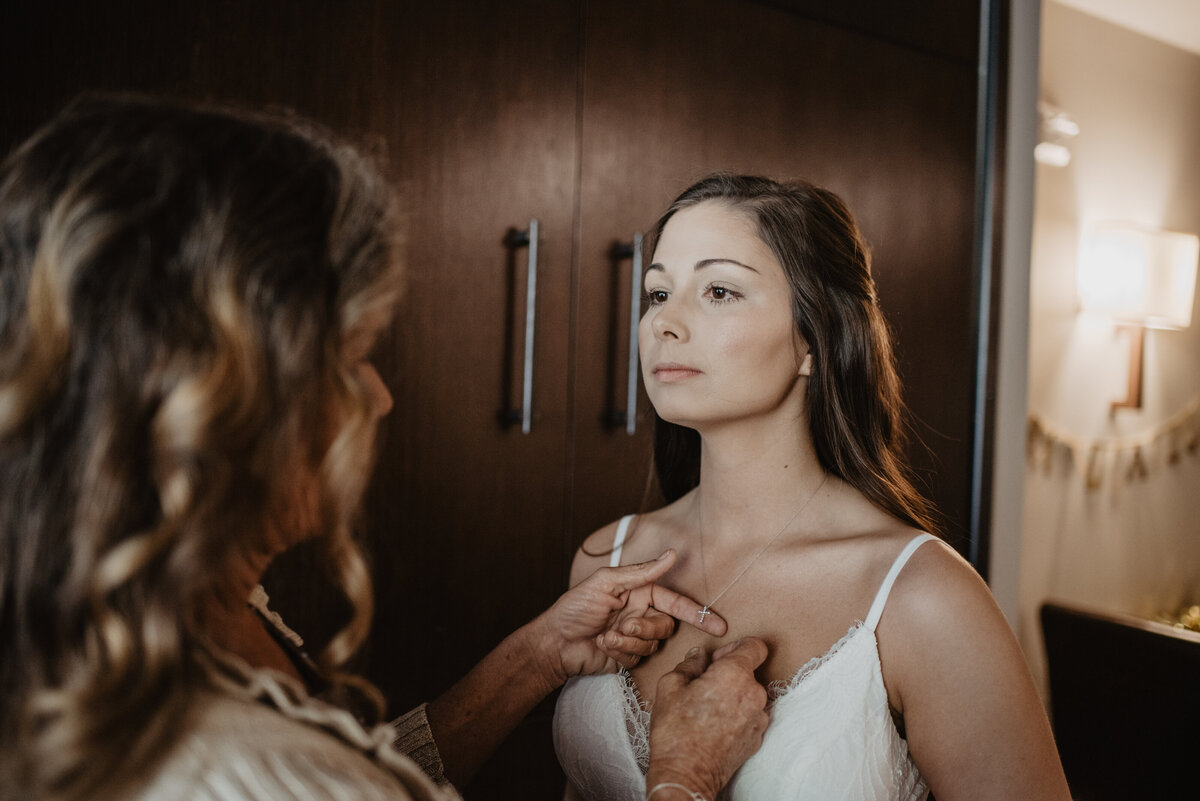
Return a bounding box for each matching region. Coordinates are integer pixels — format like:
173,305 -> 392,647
616,623 -> 867,776
617,667 -> 653,773
196,648 -> 445,794
249,584 -> 305,648
766,621 -> 865,702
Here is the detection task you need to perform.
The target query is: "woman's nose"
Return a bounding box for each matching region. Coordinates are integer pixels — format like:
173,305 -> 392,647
356,362 -> 394,417
650,302 -> 688,341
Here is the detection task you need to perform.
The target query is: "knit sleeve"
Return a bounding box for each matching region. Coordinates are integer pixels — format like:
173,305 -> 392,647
391,703 -> 446,784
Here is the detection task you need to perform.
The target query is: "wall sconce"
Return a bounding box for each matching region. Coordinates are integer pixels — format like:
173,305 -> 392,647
1036,102 -> 1079,167
1077,224 -> 1199,412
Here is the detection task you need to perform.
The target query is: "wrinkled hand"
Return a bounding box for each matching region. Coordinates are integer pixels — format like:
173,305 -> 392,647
533,550 -> 728,682
646,638 -> 771,800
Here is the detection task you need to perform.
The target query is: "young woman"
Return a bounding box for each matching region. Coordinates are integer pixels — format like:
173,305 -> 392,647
554,174 -> 1072,801
0,97 -> 768,801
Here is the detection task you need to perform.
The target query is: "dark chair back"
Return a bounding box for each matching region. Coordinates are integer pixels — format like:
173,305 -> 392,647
1041,601 -> 1200,801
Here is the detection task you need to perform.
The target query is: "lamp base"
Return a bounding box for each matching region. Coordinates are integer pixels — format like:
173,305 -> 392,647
1111,323 -> 1144,413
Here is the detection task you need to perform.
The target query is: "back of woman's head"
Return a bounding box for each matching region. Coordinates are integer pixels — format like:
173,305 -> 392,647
0,94 -> 400,800
649,173 -> 937,534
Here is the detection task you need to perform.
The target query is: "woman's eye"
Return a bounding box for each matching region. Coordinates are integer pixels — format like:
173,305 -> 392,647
705,284 -> 740,304
645,289 -> 669,305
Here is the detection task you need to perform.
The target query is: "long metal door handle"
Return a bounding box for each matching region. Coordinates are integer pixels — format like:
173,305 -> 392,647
612,233 -> 643,435
510,219 -> 539,434
623,233 -> 642,435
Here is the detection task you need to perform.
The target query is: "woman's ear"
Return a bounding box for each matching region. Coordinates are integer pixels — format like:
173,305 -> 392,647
798,349 -> 813,377
793,330 -> 814,377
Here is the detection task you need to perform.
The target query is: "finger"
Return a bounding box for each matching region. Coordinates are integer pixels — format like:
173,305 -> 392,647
675,645 -> 710,679
646,583 -> 729,638
601,549 -> 678,594
711,636 -> 752,661
656,646 -> 709,695
599,628 -> 660,657
610,649 -> 642,670
595,633 -> 649,670
710,636 -> 769,671
618,609 -> 675,641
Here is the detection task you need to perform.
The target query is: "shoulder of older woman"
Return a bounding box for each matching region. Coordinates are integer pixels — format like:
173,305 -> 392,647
124,688 -> 460,801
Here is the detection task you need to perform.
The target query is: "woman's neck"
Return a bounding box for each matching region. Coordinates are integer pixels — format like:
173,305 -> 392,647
198,546 -> 306,682
693,417 -> 827,550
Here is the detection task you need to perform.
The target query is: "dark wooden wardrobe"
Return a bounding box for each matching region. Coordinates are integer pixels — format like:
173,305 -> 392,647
0,2 -> 995,798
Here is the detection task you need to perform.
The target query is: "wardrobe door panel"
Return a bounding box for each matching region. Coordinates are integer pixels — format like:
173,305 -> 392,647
570,0 -> 979,550
757,0 -> 980,64
362,4 -> 582,798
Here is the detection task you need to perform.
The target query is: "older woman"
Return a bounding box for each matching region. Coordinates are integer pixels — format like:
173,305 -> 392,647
0,95 -> 767,801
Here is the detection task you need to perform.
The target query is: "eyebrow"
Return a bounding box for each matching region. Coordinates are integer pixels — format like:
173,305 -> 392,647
646,258 -> 761,274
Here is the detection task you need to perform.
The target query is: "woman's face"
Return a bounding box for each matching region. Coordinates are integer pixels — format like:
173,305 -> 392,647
279,330 -> 393,550
350,361 -> 394,420
343,323 -> 395,420
639,201 -> 810,431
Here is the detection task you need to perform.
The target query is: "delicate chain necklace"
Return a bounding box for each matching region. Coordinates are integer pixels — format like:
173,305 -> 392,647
696,472 -> 828,624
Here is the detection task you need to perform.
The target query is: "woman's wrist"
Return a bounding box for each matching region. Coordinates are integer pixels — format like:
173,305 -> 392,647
645,762 -> 719,801
646,780 -> 708,801
515,612 -> 569,691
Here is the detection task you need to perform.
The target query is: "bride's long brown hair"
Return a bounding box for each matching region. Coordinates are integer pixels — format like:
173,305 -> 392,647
0,94 -> 402,801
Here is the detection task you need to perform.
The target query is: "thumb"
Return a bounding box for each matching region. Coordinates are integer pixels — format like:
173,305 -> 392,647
711,636 -> 769,672
656,645 -> 708,696
672,644 -> 709,680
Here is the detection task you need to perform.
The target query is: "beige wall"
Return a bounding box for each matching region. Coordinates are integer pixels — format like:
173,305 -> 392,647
1019,1 -> 1200,696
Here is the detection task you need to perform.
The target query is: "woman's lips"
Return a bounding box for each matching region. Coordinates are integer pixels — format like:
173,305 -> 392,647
652,363 -> 703,382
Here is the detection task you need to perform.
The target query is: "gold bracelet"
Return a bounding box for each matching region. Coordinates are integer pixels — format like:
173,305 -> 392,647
646,782 -> 707,801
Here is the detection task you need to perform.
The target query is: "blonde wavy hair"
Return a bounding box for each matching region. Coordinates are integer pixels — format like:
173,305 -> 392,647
0,94 -> 402,801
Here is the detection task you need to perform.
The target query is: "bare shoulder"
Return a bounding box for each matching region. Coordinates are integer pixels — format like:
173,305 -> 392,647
875,534 -> 1030,713
875,539 -> 1072,798
835,516 -> 1070,798
569,518 -> 627,587
881,535 -> 1003,635
569,498 -> 693,588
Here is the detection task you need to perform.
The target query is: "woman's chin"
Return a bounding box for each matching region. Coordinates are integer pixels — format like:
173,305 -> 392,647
652,408 -> 705,430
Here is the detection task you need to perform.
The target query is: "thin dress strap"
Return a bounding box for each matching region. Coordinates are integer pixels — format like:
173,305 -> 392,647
864,533 -> 938,631
609,514 -> 635,567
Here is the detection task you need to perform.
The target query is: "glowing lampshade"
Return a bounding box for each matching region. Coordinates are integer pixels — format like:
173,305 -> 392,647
1077,225 -> 1199,330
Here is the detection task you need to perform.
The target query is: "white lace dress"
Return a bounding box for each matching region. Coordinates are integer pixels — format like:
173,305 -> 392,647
553,517 -> 933,801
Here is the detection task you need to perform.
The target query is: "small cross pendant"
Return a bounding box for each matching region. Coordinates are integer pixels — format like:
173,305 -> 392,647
697,606 -> 711,624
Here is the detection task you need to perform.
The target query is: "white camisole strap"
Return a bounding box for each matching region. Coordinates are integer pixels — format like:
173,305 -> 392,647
864,533 -> 938,631
609,514 -> 635,568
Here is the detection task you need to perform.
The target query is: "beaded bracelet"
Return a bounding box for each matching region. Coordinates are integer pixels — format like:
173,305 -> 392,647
646,782 -> 708,801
